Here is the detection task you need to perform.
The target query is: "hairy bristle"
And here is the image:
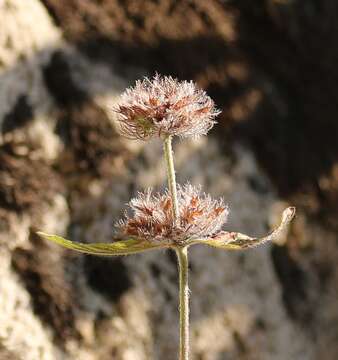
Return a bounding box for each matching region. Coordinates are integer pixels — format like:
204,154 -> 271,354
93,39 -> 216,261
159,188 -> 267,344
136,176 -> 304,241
113,74 -> 220,141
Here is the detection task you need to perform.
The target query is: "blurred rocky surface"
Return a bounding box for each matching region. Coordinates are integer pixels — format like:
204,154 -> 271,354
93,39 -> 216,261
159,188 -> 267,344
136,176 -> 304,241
1,0 -> 338,359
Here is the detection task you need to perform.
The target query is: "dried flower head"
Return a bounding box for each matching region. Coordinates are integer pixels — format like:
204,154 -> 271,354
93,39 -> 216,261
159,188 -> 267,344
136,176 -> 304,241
116,184 -> 229,245
114,74 -> 220,140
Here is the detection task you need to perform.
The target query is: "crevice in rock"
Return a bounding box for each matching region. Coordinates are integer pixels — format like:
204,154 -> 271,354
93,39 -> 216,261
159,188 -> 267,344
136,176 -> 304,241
11,234 -> 80,347
84,256 -> 132,302
43,51 -> 128,179
271,245 -> 313,323
2,95 -> 34,134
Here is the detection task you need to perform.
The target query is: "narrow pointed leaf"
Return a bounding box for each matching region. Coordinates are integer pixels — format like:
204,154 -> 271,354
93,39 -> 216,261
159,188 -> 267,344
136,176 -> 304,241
204,207 -> 296,250
36,232 -> 162,256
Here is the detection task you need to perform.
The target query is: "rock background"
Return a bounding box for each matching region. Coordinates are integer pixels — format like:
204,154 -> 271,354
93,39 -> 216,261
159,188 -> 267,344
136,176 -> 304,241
1,0 -> 338,359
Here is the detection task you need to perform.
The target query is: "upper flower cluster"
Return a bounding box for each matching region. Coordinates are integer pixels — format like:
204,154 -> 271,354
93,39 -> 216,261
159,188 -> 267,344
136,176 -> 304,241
116,184 -> 229,245
114,74 -> 220,140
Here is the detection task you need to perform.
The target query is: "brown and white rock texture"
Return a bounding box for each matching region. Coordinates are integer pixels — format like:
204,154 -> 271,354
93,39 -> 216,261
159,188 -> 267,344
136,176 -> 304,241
1,0 -> 338,359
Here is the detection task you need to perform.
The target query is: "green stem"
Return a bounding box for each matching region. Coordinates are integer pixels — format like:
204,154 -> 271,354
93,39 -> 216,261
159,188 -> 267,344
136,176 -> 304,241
176,246 -> 190,360
163,137 -> 189,359
163,136 -> 179,222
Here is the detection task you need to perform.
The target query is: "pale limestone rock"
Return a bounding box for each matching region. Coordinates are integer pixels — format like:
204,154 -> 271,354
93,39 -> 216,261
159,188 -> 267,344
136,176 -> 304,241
0,261 -> 58,360
0,0 -> 63,163
0,1 -> 67,358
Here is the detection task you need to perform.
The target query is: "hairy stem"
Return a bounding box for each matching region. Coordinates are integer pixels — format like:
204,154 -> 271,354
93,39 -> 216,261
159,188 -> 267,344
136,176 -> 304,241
175,246 -> 190,360
163,136 -> 179,222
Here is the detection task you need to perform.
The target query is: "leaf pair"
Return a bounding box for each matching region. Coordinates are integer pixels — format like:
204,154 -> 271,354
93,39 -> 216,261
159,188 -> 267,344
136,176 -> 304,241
37,207 -> 295,256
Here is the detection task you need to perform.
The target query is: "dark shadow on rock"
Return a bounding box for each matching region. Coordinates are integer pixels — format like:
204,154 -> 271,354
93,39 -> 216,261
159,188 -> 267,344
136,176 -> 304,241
228,1 -> 338,228
271,245 -> 314,323
43,51 -> 128,179
2,95 -> 34,134
84,256 -> 132,302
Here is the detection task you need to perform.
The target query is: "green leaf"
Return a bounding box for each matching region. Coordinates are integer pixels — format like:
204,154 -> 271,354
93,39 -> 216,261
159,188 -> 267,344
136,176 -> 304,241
203,207 -> 296,250
36,232 -> 163,256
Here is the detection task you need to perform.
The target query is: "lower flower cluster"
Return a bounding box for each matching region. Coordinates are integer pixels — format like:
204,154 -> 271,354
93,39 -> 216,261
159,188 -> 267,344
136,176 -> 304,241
116,184 -> 229,245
